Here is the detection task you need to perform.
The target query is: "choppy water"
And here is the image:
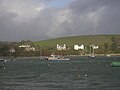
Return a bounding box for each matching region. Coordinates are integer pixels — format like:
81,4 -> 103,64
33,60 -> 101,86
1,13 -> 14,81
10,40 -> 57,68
0,56 -> 120,90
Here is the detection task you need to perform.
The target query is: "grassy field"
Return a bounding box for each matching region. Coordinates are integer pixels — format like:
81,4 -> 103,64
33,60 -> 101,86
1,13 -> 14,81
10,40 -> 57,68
34,34 -> 120,47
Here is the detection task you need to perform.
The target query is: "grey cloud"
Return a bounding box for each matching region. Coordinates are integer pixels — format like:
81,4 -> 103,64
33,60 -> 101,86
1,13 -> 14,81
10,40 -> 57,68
0,0 -> 120,41
61,0 -> 120,35
97,6 -> 120,34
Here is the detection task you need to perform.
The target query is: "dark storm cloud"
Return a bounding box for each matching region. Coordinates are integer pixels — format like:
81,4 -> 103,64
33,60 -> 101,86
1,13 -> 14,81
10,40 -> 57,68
0,10 -> 18,41
0,0 -> 120,41
67,0 -> 120,35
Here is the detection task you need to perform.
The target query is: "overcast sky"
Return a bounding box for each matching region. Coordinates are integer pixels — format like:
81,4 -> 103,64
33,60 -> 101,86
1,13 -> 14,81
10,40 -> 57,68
0,0 -> 120,41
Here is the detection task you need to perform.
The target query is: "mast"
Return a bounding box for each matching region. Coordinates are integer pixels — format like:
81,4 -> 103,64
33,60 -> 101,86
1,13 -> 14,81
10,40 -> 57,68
40,46 -> 42,56
89,44 -> 95,57
90,45 -> 91,56
92,47 -> 94,56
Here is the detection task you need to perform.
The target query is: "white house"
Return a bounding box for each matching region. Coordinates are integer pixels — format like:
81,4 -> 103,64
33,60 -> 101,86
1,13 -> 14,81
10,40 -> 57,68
19,44 -> 30,48
57,44 -> 67,51
9,48 -> 15,53
90,44 -> 99,49
19,44 -> 35,51
74,44 -> 85,50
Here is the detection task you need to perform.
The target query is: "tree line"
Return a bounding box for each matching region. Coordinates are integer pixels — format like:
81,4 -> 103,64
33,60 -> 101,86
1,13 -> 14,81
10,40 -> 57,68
0,37 -> 120,57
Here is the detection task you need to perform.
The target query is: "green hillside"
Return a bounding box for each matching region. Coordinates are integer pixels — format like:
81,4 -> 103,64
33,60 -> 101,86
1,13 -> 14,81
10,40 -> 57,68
34,35 -> 120,47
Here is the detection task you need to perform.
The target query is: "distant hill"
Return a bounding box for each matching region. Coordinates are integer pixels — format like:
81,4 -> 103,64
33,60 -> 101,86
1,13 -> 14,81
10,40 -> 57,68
34,35 -> 120,47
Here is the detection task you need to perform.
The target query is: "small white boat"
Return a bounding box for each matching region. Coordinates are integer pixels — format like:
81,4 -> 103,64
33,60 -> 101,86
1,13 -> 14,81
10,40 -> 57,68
0,59 -> 7,62
47,55 -> 70,61
106,54 -> 110,57
89,44 -> 97,58
40,56 -> 48,60
0,58 -> 16,62
89,55 -> 95,58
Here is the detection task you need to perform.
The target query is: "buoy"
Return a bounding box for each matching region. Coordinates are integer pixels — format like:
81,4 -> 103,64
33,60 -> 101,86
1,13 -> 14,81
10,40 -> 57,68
85,74 -> 87,77
4,67 -> 6,69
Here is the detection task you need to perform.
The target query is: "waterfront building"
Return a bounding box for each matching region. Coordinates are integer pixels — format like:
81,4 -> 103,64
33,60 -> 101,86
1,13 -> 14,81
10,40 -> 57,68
19,44 -> 35,51
57,44 -> 67,51
74,44 -> 84,50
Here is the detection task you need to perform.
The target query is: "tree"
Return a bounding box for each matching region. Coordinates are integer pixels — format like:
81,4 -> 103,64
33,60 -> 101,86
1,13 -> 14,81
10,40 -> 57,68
111,37 -> 120,53
104,43 -> 109,54
0,44 -> 9,56
111,43 -> 117,53
111,37 -> 116,43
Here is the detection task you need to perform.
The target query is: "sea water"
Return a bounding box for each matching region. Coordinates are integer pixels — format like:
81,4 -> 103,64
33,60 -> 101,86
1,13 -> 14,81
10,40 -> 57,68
0,56 -> 120,90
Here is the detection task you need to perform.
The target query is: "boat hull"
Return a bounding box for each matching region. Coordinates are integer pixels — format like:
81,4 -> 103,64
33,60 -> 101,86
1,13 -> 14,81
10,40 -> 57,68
47,55 -> 70,61
111,62 -> 120,67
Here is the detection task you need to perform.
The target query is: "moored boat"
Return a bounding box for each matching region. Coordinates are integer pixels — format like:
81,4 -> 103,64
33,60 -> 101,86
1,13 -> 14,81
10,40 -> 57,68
88,54 -> 95,58
111,62 -> 120,67
40,56 -> 48,60
47,55 -> 70,61
0,59 -> 7,62
106,54 -> 111,57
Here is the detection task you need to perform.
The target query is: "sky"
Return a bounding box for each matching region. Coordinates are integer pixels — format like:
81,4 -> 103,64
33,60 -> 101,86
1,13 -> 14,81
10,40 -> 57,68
0,0 -> 120,41
46,0 -> 73,8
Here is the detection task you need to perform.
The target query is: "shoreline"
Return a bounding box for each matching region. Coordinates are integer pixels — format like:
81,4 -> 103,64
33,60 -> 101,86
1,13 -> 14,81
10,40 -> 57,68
0,54 -> 120,58
69,54 -> 120,56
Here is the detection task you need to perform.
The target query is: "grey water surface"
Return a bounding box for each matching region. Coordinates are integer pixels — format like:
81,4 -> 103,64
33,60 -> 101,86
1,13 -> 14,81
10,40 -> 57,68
0,56 -> 120,90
